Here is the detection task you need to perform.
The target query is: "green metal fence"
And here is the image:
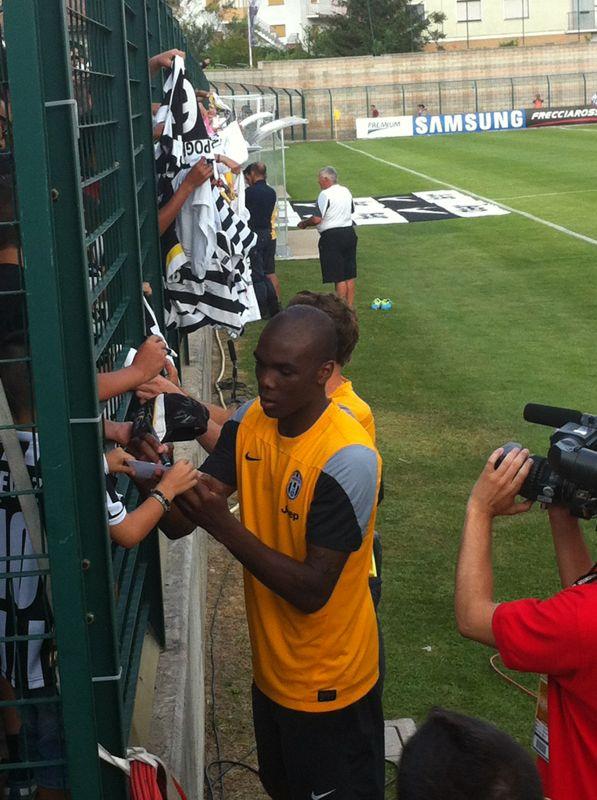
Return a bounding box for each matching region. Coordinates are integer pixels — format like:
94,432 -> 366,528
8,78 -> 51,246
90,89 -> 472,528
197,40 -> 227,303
0,2 -> 205,797
209,69 -> 597,140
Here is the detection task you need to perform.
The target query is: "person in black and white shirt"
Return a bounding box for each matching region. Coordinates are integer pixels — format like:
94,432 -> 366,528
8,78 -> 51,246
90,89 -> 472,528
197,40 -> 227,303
297,166 -> 358,307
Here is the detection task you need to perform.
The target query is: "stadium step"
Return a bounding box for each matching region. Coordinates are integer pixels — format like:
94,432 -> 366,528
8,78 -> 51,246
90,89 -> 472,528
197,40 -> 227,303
384,717 -> 417,765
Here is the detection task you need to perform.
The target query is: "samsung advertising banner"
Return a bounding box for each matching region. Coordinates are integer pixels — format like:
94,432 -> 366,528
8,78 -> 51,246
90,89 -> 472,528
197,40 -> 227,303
526,106 -> 597,128
413,109 -> 526,136
356,109 -> 526,139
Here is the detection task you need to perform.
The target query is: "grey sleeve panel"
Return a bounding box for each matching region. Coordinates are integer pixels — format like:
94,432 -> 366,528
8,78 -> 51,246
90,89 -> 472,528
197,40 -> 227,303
337,403 -> 356,420
231,398 -> 255,423
321,444 -> 378,537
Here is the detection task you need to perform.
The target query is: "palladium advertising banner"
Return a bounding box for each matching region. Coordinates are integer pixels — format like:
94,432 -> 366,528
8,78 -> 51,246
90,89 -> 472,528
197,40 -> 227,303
355,116 -> 414,139
526,106 -> 597,128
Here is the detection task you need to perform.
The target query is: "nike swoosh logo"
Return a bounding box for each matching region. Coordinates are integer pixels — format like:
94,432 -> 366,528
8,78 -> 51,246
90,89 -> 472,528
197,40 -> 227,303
245,453 -> 261,461
311,792 -> 336,800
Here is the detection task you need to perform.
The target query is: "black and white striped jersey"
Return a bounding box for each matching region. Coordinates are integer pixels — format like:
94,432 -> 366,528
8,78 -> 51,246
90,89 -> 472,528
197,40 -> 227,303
103,456 -> 126,527
0,432 -> 52,691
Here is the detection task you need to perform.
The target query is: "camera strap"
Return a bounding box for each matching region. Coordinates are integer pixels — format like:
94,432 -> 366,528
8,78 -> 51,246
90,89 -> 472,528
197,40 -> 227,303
574,564 -> 597,586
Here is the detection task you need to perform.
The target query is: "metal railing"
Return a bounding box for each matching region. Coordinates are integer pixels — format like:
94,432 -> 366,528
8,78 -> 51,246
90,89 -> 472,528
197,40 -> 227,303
210,69 -> 597,140
1,2 -> 205,797
568,9 -> 597,31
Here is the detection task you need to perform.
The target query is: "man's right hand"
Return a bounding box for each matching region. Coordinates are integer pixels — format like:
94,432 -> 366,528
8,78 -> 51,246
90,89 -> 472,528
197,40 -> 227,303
185,158 -> 213,191
136,374 -> 186,403
132,335 -> 168,383
156,460 -> 199,503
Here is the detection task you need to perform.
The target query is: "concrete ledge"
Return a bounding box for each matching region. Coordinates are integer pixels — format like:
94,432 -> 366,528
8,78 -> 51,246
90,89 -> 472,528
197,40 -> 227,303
145,327 -> 213,800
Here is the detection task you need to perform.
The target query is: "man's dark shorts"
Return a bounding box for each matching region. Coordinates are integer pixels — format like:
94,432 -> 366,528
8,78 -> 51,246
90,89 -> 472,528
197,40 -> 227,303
318,226 -> 358,284
252,681 -> 384,800
264,238 -> 276,276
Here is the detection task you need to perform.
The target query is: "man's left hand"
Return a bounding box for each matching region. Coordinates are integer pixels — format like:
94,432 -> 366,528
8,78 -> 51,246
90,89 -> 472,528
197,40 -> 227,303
177,474 -> 234,535
468,446 -> 534,519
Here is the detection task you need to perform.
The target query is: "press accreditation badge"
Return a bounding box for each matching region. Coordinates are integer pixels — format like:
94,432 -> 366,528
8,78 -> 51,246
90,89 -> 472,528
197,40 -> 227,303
532,675 -> 549,762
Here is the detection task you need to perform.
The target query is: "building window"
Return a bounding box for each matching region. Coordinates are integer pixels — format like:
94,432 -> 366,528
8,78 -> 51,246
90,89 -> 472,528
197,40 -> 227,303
457,0 -> 482,22
504,0 -> 529,19
271,23 -> 286,36
268,0 -> 284,6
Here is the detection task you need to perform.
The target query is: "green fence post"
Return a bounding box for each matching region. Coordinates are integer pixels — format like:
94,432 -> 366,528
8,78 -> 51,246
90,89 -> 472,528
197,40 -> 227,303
5,1 -> 128,797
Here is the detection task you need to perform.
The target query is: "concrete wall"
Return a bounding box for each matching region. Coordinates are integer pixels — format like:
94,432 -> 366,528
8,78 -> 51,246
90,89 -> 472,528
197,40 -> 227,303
130,327 -> 212,800
208,40 -> 597,89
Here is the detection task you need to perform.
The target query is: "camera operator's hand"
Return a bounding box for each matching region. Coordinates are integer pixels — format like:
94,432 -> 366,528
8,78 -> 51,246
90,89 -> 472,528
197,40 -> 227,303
468,447 -> 534,519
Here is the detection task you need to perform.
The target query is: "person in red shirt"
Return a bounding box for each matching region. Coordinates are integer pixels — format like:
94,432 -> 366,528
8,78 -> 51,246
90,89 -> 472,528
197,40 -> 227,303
455,446 -> 597,800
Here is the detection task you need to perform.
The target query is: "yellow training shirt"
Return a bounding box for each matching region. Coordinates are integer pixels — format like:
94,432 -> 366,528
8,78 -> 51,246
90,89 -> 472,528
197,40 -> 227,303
201,399 -> 381,712
329,378 -> 376,444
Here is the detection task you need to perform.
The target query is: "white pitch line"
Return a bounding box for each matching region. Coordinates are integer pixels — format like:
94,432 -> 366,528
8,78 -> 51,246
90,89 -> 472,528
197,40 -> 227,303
337,141 -> 597,248
495,188 -> 597,200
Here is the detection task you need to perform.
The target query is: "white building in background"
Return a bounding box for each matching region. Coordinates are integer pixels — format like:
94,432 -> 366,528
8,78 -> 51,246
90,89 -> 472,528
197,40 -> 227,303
175,0 -> 341,46
255,0 -> 339,45
413,0 -> 597,49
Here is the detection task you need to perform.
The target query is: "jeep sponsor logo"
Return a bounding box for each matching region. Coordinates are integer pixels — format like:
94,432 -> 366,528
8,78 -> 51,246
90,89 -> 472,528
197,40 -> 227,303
281,505 -> 299,521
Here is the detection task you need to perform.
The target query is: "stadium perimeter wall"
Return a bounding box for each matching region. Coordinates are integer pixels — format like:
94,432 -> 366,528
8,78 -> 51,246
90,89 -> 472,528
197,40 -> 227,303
209,41 -> 597,89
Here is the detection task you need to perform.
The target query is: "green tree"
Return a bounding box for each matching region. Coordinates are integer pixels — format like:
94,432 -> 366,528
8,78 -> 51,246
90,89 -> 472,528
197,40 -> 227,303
308,0 -> 446,57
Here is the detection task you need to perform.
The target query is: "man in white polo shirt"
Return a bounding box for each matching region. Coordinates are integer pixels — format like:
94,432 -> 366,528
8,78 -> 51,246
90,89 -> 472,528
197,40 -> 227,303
298,166 -> 358,307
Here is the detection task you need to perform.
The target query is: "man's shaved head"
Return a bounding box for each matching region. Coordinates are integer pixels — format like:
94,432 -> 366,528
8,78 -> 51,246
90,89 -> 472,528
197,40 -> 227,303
262,305 -> 337,364
254,306 -> 337,425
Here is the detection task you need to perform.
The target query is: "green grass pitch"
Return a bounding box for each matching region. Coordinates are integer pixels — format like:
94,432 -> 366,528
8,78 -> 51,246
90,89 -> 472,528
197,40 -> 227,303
240,126 -> 597,751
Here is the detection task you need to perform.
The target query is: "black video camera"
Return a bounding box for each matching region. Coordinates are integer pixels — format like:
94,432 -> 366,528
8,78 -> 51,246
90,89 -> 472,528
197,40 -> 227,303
499,403 -> 597,519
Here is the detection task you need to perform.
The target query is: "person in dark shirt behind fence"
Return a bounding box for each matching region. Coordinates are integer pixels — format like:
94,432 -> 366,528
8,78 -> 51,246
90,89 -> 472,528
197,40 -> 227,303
244,162 -> 280,319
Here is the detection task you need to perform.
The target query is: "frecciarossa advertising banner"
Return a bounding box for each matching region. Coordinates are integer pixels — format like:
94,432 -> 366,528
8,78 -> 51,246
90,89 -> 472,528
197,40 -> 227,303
355,106 -> 597,139
526,106 -> 597,127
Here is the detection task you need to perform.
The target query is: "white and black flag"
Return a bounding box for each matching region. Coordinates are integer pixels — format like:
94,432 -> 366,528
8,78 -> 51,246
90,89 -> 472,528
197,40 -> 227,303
155,56 -> 258,335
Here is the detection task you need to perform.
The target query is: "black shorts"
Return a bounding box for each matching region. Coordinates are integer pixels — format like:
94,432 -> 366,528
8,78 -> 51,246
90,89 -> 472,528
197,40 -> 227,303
252,681 -> 385,800
264,238 -> 277,275
318,226 -> 358,284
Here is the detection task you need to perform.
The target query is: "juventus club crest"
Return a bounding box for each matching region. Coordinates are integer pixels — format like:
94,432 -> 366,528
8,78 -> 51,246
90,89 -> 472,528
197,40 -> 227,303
286,470 -> 302,501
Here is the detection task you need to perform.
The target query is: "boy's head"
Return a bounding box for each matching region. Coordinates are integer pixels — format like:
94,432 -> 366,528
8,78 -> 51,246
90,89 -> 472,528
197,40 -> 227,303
397,708 -> 543,800
287,291 -> 359,367
0,331 -> 32,423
